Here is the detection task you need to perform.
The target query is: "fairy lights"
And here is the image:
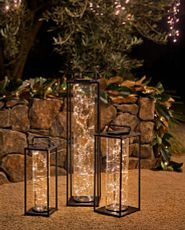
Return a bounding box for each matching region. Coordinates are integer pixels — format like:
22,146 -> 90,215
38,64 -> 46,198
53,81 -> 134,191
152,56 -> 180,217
167,0 -> 181,43
105,138 -> 129,212
32,150 -> 48,212
72,83 -> 96,202
4,0 -> 22,12
89,0 -> 130,16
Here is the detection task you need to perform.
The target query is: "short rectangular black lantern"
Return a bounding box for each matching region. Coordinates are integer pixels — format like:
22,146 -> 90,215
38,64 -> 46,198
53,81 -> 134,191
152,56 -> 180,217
66,79 -> 100,206
24,136 -> 58,217
94,125 -> 141,217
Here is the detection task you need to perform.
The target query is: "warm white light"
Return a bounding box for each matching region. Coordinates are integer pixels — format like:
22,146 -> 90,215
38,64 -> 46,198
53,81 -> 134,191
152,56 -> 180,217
167,0 -> 181,43
5,4 -> 10,11
105,138 -> 129,211
32,151 -> 48,212
72,83 -> 96,202
4,0 -> 22,12
89,0 -> 130,16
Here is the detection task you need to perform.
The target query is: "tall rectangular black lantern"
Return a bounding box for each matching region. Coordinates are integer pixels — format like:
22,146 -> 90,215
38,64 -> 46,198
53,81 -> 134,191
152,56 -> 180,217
24,137 -> 58,217
94,126 -> 141,217
67,79 -> 100,206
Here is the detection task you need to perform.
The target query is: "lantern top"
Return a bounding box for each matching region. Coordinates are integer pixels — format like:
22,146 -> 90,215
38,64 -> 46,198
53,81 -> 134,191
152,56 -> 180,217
95,131 -> 140,139
26,136 -> 57,151
95,123 -> 140,138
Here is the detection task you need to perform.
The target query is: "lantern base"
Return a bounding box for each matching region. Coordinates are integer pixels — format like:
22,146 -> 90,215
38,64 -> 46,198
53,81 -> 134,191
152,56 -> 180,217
73,195 -> 94,203
68,196 -> 100,207
106,204 -> 128,212
25,207 -> 57,217
94,206 -> 139,217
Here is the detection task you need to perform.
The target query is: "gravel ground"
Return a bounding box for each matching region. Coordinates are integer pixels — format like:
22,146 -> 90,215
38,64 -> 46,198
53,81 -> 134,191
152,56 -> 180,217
0,155 -> 185,230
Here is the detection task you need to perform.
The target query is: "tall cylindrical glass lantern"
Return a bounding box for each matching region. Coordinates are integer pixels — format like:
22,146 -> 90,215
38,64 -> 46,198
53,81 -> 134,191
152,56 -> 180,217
24,137 -> 58,217
94,128 -> 141,217
67,79 -> 100,206
105,137 -> 129,212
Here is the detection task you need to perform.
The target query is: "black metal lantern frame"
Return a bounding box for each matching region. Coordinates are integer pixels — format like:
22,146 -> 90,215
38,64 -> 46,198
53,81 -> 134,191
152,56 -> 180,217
24,136 -> 58,217
66,79 -> 100,206
94,127 -> 141,217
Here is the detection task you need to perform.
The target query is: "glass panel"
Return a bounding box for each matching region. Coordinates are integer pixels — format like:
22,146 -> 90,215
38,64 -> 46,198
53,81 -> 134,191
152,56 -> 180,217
32,150 -> 48,212
71,83 -> 96,202
105,138 -> 129,212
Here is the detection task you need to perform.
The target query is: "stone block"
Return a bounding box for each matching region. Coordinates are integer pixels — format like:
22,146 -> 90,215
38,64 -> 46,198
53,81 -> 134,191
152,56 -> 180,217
0,129 -> 27,159
0,171 -> 9,185
139,121 -> 154,144
0,109 -> 11,128
116,104 -> 139,115
29,98 -> 62,129
50,112 -> 66,138
11,105 -> 30,131
113,112 -> 139,131
139,97 -> 155,120
100,103 -> 117,130
1,154 -> 31,182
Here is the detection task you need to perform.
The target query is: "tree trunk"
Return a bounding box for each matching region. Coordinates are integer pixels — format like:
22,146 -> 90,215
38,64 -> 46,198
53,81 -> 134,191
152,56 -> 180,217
11,20 -> 44,80
0,38 -> 5,81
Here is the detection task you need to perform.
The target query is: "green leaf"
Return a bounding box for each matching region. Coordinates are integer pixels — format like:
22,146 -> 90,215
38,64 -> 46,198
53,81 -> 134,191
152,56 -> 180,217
155,82 -> 164,94
169,161 -> 183,172
100,90 -> 108,104
162,133 -> 173,142
106,84 -> 132,97
156,135 -> 162,145
159,93 -> 171,102
143,77 -> 152,86
160,145 -> 171,162
155,119 -> 163,130
156,103 -> 171,120
0,77 -> 10,95
160,161 -> 168,170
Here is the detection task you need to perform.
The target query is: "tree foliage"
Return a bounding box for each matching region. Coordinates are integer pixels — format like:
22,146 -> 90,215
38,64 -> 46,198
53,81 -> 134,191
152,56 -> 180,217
42,0 -> 174,77
0,0 -> 176,80
0,0 -> 60,80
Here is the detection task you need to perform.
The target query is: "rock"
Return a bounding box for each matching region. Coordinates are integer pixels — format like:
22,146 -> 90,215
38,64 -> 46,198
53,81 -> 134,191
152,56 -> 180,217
141,144 -> 154,159
6,99 -> 29,108
0,109 -> 11,128
129,158 -> 138,169
110,95 -> 138,104
50,112 -> 66,138
140,159 -> 156,169
0,171 -> 9,184
113,112 -> 139,131
139,97 -> 155,120
29,98 -> 62,129
132,144 -> 154,159
129,143 -> 140,157
116,104 -> 139,115
0,129 -> 27,159
139,121 -> 154,144
1,154 -> 31,182
100,103 -> 117,130
11,105 -> 30,131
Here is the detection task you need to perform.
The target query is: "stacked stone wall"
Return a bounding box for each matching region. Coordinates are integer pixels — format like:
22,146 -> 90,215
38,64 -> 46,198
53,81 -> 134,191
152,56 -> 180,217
0,97 -> 156,184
